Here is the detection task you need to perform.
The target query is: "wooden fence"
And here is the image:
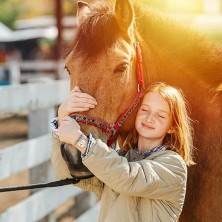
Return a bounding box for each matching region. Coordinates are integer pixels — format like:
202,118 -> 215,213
0,60 -> 67,85
0,80 -> 100,222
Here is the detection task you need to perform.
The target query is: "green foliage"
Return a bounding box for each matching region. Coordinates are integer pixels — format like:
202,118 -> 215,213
0,0 -> 22,29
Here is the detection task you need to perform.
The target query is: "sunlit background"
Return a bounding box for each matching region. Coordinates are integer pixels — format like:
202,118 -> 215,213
0,0 -> 221,70
0,0 -> 221,65
0,0 -> 222,70
0,0 -> 221,222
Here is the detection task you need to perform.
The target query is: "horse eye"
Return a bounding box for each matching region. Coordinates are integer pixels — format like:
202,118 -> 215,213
114,63 -> 128,73
64,66 -> 70,75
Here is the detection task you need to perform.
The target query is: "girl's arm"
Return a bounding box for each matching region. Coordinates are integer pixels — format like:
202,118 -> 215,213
81,138 -> 187,200
51,131 -> 104,195
51,86 -> 103,195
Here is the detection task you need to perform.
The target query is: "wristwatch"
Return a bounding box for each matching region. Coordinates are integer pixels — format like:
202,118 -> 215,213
74,133 -> 88,151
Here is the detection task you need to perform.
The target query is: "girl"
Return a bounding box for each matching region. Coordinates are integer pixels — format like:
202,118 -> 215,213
51,82 -> 195,222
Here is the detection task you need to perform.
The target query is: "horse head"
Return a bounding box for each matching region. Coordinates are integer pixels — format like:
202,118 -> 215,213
63,0 -> 141,178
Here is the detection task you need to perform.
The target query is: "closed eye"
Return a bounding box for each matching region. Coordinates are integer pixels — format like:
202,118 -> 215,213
114,63 -> 128,73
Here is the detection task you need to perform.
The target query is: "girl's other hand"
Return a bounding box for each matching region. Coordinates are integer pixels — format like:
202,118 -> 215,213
58,86 -> 97,126
58,116 -> 81,145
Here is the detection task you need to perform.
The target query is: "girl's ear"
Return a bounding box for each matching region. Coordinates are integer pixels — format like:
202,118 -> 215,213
167,128 -> 174,134
114,0 -> 134,34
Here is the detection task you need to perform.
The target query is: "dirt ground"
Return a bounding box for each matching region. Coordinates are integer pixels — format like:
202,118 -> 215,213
0,115 -> 75,221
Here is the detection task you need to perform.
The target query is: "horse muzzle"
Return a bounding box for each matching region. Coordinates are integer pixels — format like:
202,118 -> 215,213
60,143 -> 94,179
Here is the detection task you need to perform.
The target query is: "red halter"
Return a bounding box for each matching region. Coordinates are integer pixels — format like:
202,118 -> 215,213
70,41 -> 145,147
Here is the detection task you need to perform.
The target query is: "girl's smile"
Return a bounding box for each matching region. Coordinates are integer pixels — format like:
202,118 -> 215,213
141,123 -> 155,130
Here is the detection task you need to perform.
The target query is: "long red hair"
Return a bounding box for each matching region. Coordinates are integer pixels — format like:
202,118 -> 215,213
123,82 -> 196,166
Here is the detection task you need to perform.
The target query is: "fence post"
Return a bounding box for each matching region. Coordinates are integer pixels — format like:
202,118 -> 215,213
75,192 -> 96,219
28,107 -> 56,222
8,60 -> 20,85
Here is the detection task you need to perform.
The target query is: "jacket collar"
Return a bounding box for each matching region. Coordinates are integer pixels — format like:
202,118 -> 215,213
134,144 -> 167,157
127,148 -> 175,161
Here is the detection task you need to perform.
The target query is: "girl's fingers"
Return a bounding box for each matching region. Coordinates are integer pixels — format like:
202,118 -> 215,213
70,102 -> 95,108
72,92 -> 96,102
61,116 -> 71,121
71,96 -> 97,105
68,107 -> 90,112
71,86 -> 81,93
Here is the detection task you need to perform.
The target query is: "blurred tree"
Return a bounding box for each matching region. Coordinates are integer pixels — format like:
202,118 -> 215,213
0,0 -> 54,28
0,0 -> 22,28
63,0 -> 77,15
19,0 -> 54,18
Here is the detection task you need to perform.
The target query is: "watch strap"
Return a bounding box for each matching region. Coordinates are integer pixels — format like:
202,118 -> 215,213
74,133 -> 88,151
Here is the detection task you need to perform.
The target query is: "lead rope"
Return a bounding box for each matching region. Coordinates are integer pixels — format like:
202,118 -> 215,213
0,174 -> 98,192
0,178 -> 81,193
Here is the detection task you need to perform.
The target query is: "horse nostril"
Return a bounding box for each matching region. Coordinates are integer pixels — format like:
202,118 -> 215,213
60,143 -> 83,167
60,143 -> 66,160
70,163 -> 83,170
60,143 -> 92,177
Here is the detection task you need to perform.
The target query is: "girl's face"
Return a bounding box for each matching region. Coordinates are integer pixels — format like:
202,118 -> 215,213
135,92 -> 172,141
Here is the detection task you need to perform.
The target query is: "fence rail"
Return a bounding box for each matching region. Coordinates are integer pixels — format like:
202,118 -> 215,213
0,60 -> 67,85
0,134 -> 50,180
0,186 -> 82,222
0,79 -> 98,222
0,79 -> 69,115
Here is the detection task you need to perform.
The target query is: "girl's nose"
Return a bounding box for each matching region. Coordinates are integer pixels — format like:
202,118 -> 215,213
146,113 -> 155,122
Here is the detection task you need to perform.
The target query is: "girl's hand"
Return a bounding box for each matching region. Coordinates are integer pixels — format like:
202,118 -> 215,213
58,86 -> 97,126
58,116 -> 81,145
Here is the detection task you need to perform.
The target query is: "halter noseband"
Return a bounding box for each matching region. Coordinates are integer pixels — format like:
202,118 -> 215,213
70,41 -> 145,147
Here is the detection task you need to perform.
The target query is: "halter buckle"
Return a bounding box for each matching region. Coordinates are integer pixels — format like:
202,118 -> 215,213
134,41 -> 139,48
106,123 -> 117,138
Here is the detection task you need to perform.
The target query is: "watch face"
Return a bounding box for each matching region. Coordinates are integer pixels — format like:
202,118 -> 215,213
78,139 -> 86,148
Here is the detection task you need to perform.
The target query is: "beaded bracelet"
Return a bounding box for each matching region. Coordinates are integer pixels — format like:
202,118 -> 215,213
74,132 -> 84,146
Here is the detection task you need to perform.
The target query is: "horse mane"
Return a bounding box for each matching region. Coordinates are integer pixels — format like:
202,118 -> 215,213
65,0 -> 222,92
133,4 -> 222,92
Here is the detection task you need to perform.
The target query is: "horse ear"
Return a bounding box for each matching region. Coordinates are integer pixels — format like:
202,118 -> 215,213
114,0 -> 134,33
76,1 -> 91,26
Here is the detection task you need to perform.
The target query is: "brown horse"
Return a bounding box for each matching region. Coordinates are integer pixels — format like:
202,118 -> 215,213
63,0 -> 222,221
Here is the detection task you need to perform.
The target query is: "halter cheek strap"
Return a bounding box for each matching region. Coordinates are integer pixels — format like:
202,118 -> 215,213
70,41 -> 145,147
135,42 -> 145,91
70,90 -> 142,147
